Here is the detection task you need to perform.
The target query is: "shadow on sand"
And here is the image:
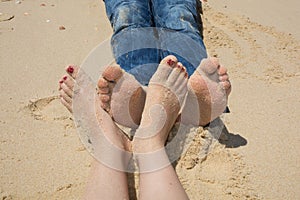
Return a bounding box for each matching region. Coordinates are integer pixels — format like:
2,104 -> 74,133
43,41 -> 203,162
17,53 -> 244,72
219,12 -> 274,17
218,125 -> 248,148
208,117 -> 248,148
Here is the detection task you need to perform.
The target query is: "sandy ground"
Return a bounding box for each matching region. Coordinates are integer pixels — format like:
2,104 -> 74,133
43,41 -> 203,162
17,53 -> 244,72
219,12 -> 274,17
0,0 -> 299,199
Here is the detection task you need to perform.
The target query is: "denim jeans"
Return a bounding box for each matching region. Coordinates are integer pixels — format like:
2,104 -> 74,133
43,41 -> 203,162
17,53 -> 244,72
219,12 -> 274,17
105,0 -> 207,85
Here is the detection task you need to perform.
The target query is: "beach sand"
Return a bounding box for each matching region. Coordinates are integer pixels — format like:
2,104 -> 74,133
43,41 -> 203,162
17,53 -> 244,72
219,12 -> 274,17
0,0 -> 299,199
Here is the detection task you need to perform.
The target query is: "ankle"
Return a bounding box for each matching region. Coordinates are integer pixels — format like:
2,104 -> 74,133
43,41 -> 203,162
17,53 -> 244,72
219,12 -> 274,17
133,147 -> 171,173
132,137 -> 165,154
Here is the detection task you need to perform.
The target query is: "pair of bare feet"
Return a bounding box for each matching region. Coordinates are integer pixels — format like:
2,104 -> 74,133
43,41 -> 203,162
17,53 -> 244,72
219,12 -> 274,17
58,55 -> 231,155
97,55 -> 231,128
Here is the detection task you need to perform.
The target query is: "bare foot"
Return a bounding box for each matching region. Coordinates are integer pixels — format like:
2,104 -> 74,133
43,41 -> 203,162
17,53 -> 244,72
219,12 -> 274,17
181,57 -> 231,126
133,55 -> 188,153
98,65 -> 146,129
58,65 -> 131,153
58,65 -> 78,113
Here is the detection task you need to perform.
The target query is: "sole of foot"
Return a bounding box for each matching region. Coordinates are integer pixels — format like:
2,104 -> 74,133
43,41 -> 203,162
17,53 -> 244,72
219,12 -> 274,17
98,65 -> 146,129
181,57 -> 231,126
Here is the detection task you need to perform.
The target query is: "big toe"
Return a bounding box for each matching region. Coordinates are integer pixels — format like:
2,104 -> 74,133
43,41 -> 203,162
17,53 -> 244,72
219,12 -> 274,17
150,55 -> 178,84
199,57 -> 220,75
60,65 -> 79,95
160,55 -> 178,68
151,56 -> 188,103
65,65 -> 79,79
102,65 -> 123,82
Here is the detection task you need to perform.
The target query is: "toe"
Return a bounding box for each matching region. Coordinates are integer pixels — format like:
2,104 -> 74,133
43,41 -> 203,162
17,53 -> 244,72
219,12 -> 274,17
58,79 -> 64,90
169,63 -> 188,100
219,74 -> 229,82
65,65 -> 79,79
98,77 -> 109,88
60,97 -> 72,113
179,64 -> 187,74
98,87 -> 109,94
168,62 -> 184,85
222,80 -> 232,96
178,72 -> 188,93
63,75 -> 75,89
59,89 -> 72,103
210,57 -> 220,67
100,94 -> 110,103
102,65 -> 123,82
98,77 -> 110,95
150,55 -> 178,84
218,65 -> 227,76
160,55 -> 178,68
101,102 -> 110,111
177,64 -> 188,80
221,80 -> 231,90
60,82 -> 73,97
177,62 -> 186,72
199,57 -> 219,75
64,65 -> 92,91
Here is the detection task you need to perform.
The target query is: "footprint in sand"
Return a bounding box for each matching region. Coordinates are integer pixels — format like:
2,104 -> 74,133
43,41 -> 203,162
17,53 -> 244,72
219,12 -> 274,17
175,129 -> 258,199
23,95 -> 72,123
203,4 -> 300,83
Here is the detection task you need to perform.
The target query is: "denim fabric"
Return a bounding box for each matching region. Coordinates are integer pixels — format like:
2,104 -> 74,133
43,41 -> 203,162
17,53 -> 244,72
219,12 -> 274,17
104,0 -> 207,85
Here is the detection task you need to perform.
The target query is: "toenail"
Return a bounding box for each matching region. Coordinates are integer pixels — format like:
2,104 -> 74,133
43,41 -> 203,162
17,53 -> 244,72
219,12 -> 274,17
167,59 -> 175,66
67,66 -> 74,73
63,76 -> 67,80
59,80 -> 63,84
184,72 -> 188,78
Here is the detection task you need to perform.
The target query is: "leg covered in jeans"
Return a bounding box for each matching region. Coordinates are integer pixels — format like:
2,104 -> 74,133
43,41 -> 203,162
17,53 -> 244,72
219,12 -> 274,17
104,0 -> 207,84
152,0 -> 207,76
104,0 -> 160,85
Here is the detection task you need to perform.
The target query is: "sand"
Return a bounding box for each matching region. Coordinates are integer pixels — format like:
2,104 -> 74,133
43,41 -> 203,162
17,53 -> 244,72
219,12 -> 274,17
0,0 -> 299,199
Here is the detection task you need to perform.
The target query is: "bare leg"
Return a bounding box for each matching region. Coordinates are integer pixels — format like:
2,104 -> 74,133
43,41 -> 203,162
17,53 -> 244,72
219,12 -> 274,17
83,160 -> 130,200
132,56 -> 189,200
59,65 -> 131,200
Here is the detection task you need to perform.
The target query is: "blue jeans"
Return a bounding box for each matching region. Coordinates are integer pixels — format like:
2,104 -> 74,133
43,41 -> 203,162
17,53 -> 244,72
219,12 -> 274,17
105,0 -> 207,85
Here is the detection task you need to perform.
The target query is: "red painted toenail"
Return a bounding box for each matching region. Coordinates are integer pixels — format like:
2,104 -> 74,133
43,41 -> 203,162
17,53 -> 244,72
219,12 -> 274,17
185,72 -> 188,78
63,76 -> 67,80
67,66 -> 74,73
59,80 -> 63,84
167,59 -> 174,66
